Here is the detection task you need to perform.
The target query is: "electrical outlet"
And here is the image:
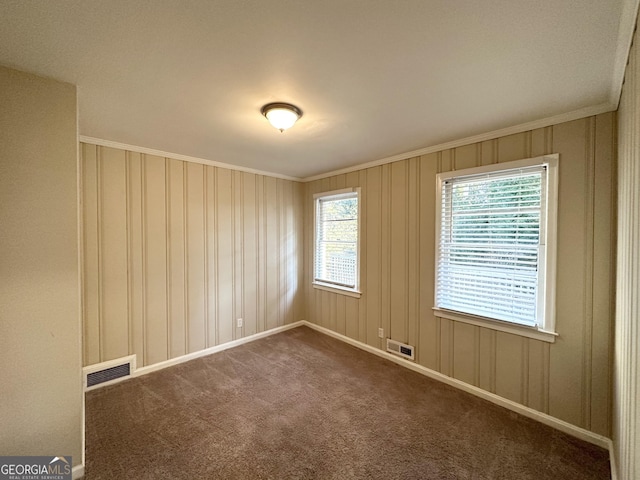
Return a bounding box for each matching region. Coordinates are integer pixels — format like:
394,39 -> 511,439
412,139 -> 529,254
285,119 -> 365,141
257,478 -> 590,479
237,318 -> 243,328
378,328 -> 384,338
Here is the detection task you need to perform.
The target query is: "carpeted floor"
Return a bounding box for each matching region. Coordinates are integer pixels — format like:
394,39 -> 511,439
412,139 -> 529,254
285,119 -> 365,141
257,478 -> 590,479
85,326 -> 610,479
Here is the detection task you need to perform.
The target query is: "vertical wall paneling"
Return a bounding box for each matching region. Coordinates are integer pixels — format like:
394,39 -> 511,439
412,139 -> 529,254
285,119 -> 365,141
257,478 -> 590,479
203,167 -> 210,348
295,182 -> 305,324
303,113 -> 616,437
243,173 -> 258,335
336,293 -> 346,336
285,179 -> 295,325
381,165 -> 391,349
181,163 -> 189,353
100,147 -> 129,361
206,166 -> 218,346
82,146 -> 303,369
418,153 -> 438,370
126,152 -> 144,363
232,171 -> 241,339
531,127 -> 546,157
81,144 -> 100,366
126,152 -> 134,357
453,322 -> 477,386
548,119 -> 588,428
495,333 -> 524,404
329,290 -> 337,332
390,161 -> 408,343
407,158 -> 419,350
527,339 -> 546,412
582,116 -> 596,430
127,153 -> 146,362
365,167 -> 382,347
342,169 -> 361,340
256,175 -> 266,334
164,158 -> 171,358
216,168 -> 234,345
591,113 -> 615,436
278,179 -> 285,328
498,133 -> 528,163
480,139 -> 497,166
186,163 -> 206,352
143,155 -> 168,365
167,159 -> 186,358
478,329 -> 496,393
615,14 -> 639,480
304,182 -> 314,327
356,169 -> 367,344
453,143 -> 478,170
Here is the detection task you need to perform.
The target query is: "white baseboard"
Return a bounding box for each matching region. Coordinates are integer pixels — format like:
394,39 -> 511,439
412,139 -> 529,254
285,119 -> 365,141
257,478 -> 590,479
607,438 -> 618,480
72,464 -> 84,479
83,321 -> 304,391
299,320 -> 612,450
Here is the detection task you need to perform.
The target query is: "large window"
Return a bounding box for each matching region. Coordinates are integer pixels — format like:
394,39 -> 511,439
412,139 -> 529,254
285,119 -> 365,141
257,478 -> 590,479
435,155 -> 558,339
313,188 -> 360,296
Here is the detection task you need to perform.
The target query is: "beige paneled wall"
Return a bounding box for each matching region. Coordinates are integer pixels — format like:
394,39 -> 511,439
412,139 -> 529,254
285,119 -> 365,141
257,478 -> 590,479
614,14 -> 640,480
304,113 -> 616,436
81,143 -> 304,368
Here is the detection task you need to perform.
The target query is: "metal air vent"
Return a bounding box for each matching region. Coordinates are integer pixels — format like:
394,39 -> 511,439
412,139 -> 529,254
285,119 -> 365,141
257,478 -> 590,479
386,338 -> 415,361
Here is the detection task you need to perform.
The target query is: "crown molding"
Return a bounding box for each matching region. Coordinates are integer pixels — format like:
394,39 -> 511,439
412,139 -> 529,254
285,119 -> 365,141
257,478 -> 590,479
301,102 -> 615,182
81,101 -> 615,185
610,0 -> 640,108
78,136 -> 303,182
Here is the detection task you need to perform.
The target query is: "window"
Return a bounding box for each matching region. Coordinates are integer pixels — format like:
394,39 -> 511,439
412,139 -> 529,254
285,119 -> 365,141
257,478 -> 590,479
434,155 -> 558,341
313,188 -> 360,297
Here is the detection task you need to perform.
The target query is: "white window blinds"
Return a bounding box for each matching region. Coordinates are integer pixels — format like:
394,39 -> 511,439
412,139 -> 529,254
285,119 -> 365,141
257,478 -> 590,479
314,190 -> 358,289
436,165 -> 547,327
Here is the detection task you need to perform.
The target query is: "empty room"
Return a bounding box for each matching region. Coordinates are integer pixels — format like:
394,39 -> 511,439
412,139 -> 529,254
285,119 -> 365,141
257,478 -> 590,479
1,1 -> 639,479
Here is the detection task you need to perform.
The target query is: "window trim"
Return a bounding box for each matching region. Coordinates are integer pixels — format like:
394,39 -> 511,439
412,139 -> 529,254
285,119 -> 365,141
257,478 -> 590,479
313,187 -> 362,298
434,154 -> 559,342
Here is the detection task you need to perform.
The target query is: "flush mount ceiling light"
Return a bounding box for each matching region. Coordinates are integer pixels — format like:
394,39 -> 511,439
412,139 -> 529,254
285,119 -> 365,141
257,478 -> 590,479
261,102 -> 303,132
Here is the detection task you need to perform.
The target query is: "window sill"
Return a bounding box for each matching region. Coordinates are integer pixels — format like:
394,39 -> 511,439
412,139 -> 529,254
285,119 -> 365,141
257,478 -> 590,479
432,308 -> 557,343
312,282 -> 361,298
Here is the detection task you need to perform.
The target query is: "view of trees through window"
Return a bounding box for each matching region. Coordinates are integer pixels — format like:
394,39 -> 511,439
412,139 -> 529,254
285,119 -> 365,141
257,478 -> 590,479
315,194 -> 358,288
438,169 -> 544,325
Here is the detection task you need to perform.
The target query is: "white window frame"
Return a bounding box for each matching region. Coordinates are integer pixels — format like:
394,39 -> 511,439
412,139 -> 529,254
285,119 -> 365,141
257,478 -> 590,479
313,187 -> 362,298
433,154 -> 559,343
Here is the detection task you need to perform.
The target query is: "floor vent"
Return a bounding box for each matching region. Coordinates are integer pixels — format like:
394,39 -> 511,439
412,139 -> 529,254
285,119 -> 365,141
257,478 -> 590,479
386,339 -> 415,361
84,355 -> 136,390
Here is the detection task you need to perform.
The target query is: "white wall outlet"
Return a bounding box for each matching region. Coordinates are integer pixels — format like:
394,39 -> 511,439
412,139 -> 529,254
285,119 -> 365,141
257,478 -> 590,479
237,318 -> 243,328
378,327 -> 384,338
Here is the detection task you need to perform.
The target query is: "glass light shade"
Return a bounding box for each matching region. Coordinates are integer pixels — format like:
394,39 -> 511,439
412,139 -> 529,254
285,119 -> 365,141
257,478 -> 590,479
261,103 -> 303,132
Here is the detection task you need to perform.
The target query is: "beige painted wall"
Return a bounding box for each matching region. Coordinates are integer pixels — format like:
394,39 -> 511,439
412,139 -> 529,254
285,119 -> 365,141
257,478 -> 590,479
81,144 -> 304,368
304,113 -> 616,436
614,14 -> 640,480
0,67 -> 82,463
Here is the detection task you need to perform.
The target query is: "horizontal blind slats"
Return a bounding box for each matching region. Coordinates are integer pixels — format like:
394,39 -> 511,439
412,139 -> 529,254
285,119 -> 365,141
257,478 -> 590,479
437,165 -> 546,326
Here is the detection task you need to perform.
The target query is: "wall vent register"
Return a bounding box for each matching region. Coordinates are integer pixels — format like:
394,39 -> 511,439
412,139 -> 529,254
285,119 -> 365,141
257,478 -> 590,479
86,363 -> 131,387
386,339 -> 415,361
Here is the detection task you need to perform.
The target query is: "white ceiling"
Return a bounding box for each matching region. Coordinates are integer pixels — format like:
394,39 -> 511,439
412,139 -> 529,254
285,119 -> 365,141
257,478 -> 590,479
0,1 -> 633,179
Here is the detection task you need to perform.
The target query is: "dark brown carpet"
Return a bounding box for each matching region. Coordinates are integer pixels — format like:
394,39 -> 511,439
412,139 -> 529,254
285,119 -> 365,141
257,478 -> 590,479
85,326 -> 610,479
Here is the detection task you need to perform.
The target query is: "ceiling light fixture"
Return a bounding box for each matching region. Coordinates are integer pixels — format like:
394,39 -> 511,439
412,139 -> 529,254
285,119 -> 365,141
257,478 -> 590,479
261,102 -> 303,132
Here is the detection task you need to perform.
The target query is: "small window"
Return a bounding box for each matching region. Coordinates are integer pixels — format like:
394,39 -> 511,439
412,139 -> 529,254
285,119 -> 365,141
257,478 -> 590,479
313,188 -> 360,296
434,155 -> 558,339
